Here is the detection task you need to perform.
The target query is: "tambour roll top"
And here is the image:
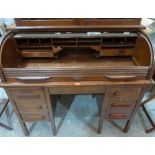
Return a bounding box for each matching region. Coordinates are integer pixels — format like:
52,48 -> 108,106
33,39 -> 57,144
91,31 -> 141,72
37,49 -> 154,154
0,18 -> 154,83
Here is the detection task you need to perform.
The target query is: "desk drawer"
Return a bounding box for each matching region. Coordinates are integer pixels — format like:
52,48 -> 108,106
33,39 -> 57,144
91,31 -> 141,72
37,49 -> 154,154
17,105 -> 45,114
49,85 -> 106,94
100,48 -> 135,56
109,86 -> 142,100
21,114 -> 49,121
9,88 -> 45,103
104,112 -> 131,119
107,100 -> 136,111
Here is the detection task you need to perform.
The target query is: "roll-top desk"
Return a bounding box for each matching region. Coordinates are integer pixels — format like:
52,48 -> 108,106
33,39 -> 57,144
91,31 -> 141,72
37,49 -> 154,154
0,18 -> 154,136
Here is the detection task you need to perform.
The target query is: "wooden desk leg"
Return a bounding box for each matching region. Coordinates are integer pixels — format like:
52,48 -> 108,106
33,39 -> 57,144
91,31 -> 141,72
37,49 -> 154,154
146,127 -> 155,133
0,122 -> 13,130
10,102 -> 29,136
142,104 -> 155,133
124,120 -> 130,133
44,88 -> 57,136
124,88 -> 145,133
0,99 -> 9,117
10,103 -> 29,136
5,89 -> 29,136
97,96 -> 106,134
140,94 -> 155,106
5,102 -> 13,129
140,94 -> 155,133
0,100 -> 13,130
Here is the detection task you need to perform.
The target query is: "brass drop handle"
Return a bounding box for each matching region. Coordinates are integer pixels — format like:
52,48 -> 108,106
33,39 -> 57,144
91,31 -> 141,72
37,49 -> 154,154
16,76 -> 52,81
104,75 -> 139,81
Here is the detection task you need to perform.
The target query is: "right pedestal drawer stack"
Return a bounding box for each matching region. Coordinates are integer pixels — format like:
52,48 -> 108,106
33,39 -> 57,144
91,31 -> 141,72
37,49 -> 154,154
103,86 -> 142,120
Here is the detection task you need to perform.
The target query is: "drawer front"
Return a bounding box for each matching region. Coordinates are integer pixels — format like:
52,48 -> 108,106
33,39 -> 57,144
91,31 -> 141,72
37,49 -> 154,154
109,86 -> 142,100
104,111 -> 131,119
9,88 -> 49,121
107,100 -> 136,111
19,107 -> 49,121
9,88 -> 45,103
17,104 -> 46,114
21,114 -> 49,122
100,48 -> 135,57
49,85 -> 106,94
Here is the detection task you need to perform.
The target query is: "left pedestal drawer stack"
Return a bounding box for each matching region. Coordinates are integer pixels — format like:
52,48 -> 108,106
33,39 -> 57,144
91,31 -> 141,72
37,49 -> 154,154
8,88 -> 50,121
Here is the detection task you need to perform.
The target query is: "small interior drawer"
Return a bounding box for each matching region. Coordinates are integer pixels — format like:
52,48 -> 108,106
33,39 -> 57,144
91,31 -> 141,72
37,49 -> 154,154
109,86 -> 142,100
100,48 -> 135,56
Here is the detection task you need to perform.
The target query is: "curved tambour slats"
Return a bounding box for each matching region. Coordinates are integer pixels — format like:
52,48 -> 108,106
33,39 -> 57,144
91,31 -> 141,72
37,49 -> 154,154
136,31 -> 154,79
3,67 -> 149,79
0,32 -> 13,82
